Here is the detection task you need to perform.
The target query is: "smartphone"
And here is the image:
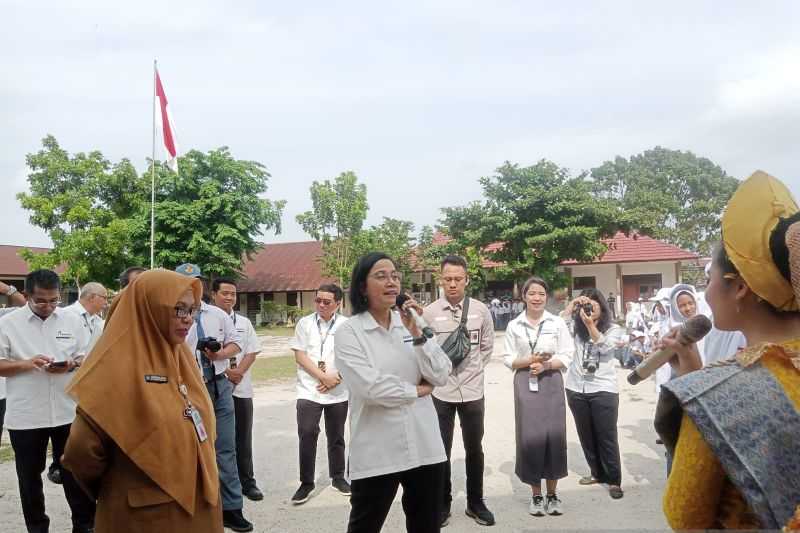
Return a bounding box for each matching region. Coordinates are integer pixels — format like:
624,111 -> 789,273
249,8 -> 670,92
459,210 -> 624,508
49,361 -> 68,369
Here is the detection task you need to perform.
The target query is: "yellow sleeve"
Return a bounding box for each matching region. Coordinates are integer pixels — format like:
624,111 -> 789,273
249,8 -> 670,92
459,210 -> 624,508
663,413 -> 725,530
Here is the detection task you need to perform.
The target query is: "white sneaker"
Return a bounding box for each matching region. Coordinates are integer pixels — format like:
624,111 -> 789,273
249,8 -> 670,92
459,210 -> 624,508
545,494 -> 563,515
529,495 -> 545,516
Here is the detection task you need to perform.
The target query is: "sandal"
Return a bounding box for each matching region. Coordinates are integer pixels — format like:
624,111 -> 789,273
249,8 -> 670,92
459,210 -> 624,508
609,486 -> 624,499
579,476 -> 600,485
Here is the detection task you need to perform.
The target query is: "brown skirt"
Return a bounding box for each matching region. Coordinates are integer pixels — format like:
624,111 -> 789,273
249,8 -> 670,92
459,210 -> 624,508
513,368 -> 568,484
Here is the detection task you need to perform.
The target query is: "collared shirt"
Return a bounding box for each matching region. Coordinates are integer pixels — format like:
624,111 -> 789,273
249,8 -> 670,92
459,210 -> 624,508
423,297 -> 494,403
228,311 -> 261,399
564,324 -> 627,394
186,301 -> 241,376
503,310 -> 574,370
65,300 -> 105,353
0,305 -> 89,430
334,311 -> 452,480
289,312 -> 349,404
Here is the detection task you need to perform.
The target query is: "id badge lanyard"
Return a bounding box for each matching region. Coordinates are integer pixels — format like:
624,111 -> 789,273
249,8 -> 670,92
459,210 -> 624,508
171,353 -> 209,443
316,313 -> 336,372
524,321 -> 546,392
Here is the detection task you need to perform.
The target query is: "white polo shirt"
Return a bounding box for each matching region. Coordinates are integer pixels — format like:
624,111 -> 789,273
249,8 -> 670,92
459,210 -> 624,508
0,305 -> 89,430
334,311 -> 452,480
565,324 -> 627,394
228,311 -> 261,399
290,312 -> 349,405
186,301 -> 242,376
65,300 -> 105,353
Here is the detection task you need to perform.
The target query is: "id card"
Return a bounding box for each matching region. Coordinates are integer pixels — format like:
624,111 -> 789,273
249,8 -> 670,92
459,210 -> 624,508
189,408 -> 208,443
528,375 -> 539,392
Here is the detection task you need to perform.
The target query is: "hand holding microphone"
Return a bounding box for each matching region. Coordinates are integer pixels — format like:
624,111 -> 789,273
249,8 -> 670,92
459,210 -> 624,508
395,294 -> 434,338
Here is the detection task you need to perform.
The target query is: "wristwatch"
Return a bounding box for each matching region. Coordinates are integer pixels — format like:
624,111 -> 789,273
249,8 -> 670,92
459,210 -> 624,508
412,336 -> 427,346
5,285 -> 17,296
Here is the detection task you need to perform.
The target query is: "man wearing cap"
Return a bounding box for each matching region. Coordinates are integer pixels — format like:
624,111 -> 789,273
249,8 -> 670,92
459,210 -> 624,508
176,263 -> 253,533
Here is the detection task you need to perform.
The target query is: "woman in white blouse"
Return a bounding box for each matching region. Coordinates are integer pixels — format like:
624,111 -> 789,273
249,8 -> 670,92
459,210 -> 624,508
503,277 -> 574,517
564,289 -> 627,500
335,252 -> 453,533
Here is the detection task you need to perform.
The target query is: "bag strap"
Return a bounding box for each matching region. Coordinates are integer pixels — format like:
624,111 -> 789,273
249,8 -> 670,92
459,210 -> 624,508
460,297 -> 470,327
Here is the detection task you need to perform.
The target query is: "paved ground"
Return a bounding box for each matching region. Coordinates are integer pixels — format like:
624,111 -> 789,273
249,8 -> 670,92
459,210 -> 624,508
0,334 -> 671,532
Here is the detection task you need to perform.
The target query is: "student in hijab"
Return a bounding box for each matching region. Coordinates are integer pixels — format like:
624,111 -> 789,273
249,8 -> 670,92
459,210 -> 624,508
62,269 -> 222,533
696,266 -> 747,365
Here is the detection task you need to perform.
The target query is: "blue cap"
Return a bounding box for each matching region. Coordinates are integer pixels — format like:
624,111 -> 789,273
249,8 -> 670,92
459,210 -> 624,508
175,263 -> 203,278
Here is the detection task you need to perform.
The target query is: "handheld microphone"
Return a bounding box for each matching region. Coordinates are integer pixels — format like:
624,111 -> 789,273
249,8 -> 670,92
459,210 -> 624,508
627,314 -> 712,385
395,294 -> 435,338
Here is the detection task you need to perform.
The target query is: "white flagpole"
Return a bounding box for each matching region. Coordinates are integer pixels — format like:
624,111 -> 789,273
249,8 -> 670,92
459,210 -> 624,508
150,59 -> 157,269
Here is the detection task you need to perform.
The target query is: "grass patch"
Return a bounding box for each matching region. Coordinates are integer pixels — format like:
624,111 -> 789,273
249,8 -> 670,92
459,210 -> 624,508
254,325 -> 295,337
0,440 -> 13,464
251,355 -> 296,383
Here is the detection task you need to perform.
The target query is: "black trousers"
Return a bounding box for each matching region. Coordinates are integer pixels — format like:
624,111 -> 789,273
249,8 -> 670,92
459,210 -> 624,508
9,424 -> 96,533
296,399 -> 348,484
566,390 -> 622,486
347,462 -> 446,533
234,396 -> 257,490
432,396 -> 485,509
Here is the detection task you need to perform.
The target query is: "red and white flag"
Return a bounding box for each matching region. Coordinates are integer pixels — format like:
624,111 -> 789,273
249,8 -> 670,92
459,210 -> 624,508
155,69 -> 179,172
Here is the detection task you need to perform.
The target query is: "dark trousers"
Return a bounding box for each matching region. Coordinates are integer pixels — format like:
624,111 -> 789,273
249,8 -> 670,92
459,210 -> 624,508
432,396 -> 485,509
0,398 -> 5,445
9,424 -> 96,533
296,399 -> 348,483
347,462 -> 445,533
233,396 -> 257,490
566,390 -> 622,486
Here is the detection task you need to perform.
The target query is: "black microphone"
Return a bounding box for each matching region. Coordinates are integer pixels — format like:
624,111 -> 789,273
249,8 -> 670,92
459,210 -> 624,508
395,294 -> 434,338
627,314 -> 712,385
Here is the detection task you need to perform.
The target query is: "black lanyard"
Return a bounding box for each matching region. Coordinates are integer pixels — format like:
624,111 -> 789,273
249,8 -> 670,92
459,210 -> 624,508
524,321 -> 546,354
316,313 -> 337,359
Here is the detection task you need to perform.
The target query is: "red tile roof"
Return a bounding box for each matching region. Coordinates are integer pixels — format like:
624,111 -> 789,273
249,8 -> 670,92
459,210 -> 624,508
239,241 -> 334,292
561,232 -> 698,265
0,245 -> 63,277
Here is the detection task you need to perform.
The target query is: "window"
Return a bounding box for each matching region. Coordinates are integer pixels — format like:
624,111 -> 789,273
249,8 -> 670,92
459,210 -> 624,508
573,276 -> 596,290
287,292 -> 298,307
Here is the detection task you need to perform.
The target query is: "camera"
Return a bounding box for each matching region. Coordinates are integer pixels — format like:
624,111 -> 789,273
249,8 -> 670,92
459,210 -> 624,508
583,342 -> 600,374
574,303 -> 594,317
197,337 -> 222,353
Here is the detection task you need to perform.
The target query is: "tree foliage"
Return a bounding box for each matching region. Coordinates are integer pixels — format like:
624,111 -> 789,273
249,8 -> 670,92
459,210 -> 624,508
591,147 -> 739,255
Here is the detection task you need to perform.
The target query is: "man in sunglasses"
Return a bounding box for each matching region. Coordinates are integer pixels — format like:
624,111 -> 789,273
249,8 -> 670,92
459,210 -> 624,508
289,283 -> 349,505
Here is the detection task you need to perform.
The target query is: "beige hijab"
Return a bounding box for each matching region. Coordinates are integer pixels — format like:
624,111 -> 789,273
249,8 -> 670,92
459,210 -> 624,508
67,269 -> 218,514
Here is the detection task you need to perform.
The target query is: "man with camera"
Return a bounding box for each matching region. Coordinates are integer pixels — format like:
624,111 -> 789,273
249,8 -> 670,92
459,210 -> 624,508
423,255 -> 496,527
176,264 -> 252,532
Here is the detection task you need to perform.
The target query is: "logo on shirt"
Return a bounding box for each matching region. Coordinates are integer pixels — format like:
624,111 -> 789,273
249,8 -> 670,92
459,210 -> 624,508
55,330 -> 74,340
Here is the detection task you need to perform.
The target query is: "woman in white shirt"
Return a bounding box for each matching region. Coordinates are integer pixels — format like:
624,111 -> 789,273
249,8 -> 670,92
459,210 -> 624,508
334,252 -> 452,533
564,289 -> 627,500
504,277 -> 574,517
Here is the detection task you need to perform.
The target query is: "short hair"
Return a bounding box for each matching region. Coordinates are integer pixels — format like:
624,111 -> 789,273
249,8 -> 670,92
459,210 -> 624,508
212,277 -> 238,292
119,266 -> 146,288
25,269 -> 61,294
521,276 -> 549,297
318,283 -> 343,302
349,252 -> 396,315
79,282 -> 106,300
440,255 -> 468,272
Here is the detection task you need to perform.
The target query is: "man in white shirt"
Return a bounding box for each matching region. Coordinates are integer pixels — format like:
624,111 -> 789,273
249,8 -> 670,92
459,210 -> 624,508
176,264 -> 252,533
289,283 -> 350,504
0,269 -> 95,533
65,281 -> 107,353
0,280 -> 26,447
211,278 -> 264,502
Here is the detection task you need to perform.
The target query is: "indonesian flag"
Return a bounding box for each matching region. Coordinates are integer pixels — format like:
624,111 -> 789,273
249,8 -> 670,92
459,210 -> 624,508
155,69 -> 179,172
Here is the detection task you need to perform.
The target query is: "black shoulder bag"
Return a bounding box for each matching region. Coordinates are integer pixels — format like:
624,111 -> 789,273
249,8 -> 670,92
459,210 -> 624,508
440,297 -> 472,369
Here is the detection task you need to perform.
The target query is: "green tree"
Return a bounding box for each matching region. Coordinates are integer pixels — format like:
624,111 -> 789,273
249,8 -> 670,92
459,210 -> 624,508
296,171 -> 369,286
439,160 -> 625,286
352,217 -> 416,280
591,146 -> 739,255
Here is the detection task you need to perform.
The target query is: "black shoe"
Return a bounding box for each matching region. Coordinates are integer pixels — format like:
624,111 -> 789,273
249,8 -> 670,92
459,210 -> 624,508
331,477 -> 351,495
47,465 -> 62,485
466,500 -> 496,526
439,509 -> 451,528
72,527 -> 94,533
291,482 -> 315,505
222,509 -> 253,532
243,485 -> 264,501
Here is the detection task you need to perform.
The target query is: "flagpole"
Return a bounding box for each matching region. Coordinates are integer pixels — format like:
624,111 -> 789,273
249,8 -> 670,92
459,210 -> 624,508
150,59 -> 157,269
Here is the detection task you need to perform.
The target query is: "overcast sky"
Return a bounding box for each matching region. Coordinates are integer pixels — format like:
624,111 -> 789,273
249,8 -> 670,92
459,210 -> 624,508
2,1 -> 799,248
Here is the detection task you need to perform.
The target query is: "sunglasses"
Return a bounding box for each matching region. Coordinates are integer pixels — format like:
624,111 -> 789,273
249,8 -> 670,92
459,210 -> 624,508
315,298 -> 335,306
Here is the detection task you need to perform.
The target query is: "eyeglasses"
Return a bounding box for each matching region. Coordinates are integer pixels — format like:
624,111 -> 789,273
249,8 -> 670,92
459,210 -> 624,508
315,298 -> 335,306
174,306 -> 200,318
31,298 -> 61,307
370,271 -> 403,284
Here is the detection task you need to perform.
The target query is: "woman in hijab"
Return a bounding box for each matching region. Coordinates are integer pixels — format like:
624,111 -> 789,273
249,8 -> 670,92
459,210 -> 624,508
62,269 -> 222,533
658,171 -> 800,530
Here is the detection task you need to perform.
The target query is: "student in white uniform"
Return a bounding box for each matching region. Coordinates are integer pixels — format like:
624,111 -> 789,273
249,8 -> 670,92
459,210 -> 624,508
65,281 -> 108,353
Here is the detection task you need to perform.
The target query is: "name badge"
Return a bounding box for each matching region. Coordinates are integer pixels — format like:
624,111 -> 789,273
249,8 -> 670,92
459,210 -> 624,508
55,330 -> 75,340
190,408 -> 208,442
145,375 -> 169,384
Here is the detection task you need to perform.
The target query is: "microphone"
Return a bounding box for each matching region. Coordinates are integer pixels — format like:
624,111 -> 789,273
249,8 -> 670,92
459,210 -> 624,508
627,314 -> 712,385
395,294 -> 435,338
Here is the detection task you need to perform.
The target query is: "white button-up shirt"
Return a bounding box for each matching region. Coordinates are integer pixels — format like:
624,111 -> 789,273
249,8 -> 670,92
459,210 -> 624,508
65,300 -> 105,353
186,301 -> 241,376
564,324 -> 627,394
503,311 -> 574,370
0,305 -> 89,430
290,313 -> 349,405
228,311 -> 261,399
334,311 -> 452,480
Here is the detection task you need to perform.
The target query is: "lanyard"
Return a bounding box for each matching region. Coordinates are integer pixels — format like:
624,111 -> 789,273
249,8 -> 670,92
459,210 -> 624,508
524,320 -> 546,354
316,313 -> 337,359
82,312 -> 93,335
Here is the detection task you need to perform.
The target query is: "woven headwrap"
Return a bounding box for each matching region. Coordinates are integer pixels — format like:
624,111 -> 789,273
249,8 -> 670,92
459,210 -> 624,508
787,222 -> 800,310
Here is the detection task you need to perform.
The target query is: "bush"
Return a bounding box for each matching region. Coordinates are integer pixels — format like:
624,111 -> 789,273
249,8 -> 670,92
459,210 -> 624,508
260,302 -> 314,326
